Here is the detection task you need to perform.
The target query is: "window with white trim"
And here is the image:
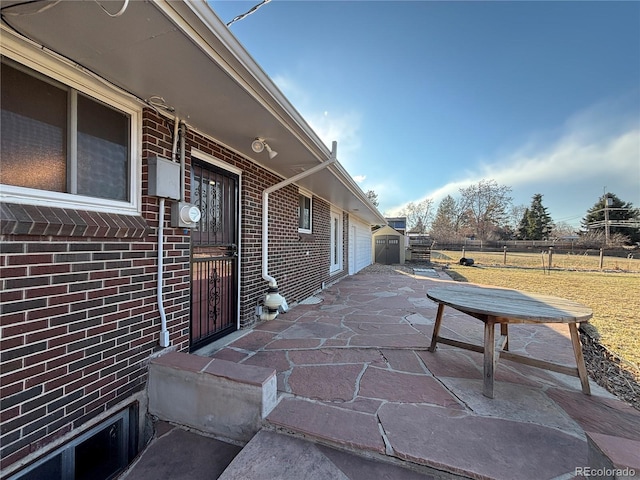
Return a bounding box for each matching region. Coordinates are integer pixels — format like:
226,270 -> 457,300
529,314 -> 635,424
330,208 -> 343,273
298,192 -> 312,233
0,53 -> 138,213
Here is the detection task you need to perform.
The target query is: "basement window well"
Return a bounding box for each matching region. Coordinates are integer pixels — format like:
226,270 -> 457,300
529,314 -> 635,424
8,407 -> 137,480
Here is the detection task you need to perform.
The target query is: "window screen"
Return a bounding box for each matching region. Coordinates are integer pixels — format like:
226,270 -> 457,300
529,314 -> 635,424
1,62 -> 67,192
1,59 -> 131,202
77,94 -> 129,200
298,194 -> 311,231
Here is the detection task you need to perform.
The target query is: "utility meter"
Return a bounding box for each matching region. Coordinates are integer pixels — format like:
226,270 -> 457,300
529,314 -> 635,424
171,202 -> 201,228
181,204 -> 201,223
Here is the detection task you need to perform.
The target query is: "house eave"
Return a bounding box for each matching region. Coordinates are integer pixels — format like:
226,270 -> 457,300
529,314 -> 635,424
0,0 -> 385,224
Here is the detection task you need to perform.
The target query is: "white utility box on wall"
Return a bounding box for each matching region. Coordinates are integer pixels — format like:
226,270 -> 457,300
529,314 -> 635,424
148,156 -> 181,200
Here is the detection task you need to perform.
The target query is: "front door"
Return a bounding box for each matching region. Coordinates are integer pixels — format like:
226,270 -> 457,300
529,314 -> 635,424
190,160 -> 239,351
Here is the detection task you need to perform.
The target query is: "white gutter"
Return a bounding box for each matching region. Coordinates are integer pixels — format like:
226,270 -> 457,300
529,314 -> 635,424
262,141 -> 338,287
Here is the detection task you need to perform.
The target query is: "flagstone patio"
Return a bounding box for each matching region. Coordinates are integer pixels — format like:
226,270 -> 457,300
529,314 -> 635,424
210,268 -> 640,479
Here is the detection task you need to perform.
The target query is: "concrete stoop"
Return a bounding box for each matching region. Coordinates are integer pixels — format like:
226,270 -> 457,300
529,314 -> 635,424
147,351 -> 278,442
144,352 -> 443,479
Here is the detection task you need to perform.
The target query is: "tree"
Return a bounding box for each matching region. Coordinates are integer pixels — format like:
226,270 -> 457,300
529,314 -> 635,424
365,190 -> 379,208
430,195 -> 465,243
575,229 -> 631,248
581,193 -> 640,244
399,198 -> 434,235
517,194 -> 554,240
507,204 -> 527,235
552,221 -> 577,239
458,179 -> 513,241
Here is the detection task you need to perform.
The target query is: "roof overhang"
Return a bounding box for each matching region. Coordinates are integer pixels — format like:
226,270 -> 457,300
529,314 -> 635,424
0,0 -> 385,224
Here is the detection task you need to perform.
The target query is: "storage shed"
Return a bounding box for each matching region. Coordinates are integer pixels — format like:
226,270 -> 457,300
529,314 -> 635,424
372,225 -> 406,265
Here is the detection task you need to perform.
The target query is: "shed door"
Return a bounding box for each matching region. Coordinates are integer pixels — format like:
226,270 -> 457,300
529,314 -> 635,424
375,236 -> 400,265
190,161 -> 239,351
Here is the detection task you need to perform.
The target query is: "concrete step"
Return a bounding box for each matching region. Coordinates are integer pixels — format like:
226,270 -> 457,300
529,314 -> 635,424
218,430 -> 442,480
264,396 -> 591,480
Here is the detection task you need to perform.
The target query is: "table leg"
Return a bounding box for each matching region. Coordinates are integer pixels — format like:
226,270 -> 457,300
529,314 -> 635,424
501,323 -> 509,351
569,323 -> 591,395
483,320 -> 496,398
429,303 -> 445,352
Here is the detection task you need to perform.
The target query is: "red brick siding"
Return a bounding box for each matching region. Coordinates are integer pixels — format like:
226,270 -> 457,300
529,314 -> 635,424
0,237 -> 189,469
182,121 -> 348,326
0,109 -> 190,470
0,106 -> 350,472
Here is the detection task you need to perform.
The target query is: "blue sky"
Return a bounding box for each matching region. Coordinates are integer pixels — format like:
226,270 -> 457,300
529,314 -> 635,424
210,1 -> 640,228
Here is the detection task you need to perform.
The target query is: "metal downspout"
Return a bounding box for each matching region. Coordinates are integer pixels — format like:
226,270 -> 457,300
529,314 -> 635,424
262,141 -> 338,287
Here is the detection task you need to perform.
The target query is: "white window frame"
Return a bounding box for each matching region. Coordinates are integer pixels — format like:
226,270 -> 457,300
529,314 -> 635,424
298,188 -> 312,234
330,207 -> 343,274
0,31 -> 142,215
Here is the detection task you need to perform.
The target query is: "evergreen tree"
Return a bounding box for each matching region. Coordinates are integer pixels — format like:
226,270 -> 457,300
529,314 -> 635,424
430,195 -> 462,242
581,193 -> 640,243
517,194 -> 554,240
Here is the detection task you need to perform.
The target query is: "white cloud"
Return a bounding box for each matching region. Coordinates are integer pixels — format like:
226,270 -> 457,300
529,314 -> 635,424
482,128 -> 639,190
272,74 -> 363,168
387,97 -> 640,224
272,72 -> 638,225
306,110 -> 362,163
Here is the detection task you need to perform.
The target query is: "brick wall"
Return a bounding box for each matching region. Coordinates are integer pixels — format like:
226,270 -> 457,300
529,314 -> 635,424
0,110 -> 191,472
0,234 -> 191,470
181,120 -> 348,326
0,107 -> 350,473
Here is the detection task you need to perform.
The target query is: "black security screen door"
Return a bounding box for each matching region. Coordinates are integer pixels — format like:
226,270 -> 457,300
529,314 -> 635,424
190,161 -> 239,350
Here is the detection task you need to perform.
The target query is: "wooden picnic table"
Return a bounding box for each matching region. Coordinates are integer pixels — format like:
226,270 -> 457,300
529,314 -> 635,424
427,284 -> 593,398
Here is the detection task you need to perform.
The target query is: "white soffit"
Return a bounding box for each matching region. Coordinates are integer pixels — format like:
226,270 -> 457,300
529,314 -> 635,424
1,0 -> 385,225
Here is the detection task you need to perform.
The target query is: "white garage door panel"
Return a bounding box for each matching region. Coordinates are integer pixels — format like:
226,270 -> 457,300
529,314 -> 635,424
355,230 -> 370,272
352,218 -> 372,274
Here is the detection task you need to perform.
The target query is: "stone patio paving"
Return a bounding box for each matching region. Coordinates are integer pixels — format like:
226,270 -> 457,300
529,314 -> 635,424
210,268 -> 640,479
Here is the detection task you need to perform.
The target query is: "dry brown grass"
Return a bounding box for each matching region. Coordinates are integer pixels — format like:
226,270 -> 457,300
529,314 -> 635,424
431,250 -> 640,369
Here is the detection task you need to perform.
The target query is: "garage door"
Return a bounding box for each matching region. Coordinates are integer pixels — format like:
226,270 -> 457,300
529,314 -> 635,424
349,217 -> 372,274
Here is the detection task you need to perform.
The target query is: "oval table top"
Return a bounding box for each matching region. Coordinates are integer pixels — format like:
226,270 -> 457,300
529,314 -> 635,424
427,284 -> 593,324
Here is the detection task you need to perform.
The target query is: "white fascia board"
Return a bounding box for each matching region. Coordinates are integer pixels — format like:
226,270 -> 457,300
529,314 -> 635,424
154,1 -> 384,224
154,0 -> 331,162
328,162 -> 387,225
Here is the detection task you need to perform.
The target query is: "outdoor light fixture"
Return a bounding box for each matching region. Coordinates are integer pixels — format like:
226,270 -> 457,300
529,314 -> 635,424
251,138 -> 278,159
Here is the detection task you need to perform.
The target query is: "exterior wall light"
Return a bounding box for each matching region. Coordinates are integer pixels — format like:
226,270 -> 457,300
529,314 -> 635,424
251,138 -> 278,159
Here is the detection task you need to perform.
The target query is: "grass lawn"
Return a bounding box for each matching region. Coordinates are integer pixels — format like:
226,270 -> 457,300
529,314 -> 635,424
431,250 -> 640,370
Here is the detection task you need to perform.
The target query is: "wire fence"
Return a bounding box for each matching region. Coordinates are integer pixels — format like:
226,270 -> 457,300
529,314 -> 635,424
429,248 -> 640,273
